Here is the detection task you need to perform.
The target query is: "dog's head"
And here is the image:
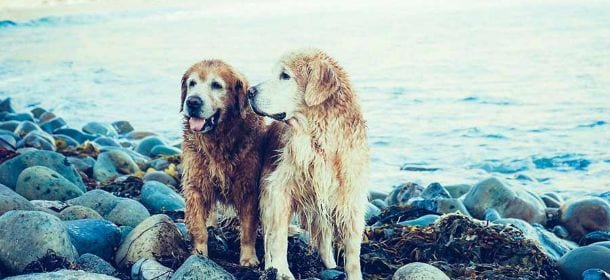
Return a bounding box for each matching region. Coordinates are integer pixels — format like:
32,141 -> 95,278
248,49 -> 341,122
181,60 -> 249,133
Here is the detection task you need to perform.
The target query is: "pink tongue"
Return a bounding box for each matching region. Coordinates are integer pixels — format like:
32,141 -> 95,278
189,118 -> 206,131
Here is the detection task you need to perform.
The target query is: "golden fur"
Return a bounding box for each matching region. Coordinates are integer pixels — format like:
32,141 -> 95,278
256,50 -> 369,280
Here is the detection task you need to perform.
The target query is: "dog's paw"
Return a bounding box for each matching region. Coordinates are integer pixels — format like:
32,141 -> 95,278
193,243 -> 208,257
275,268 -> 295,280
240,255 -> 260,267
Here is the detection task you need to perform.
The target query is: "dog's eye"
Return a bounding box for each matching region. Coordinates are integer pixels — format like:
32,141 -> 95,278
211,81 -> 223,90
280,72 -> 290,80
188,80 -> 196,88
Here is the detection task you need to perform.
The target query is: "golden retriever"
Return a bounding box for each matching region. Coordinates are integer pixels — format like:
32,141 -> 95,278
180,60 -> 270,267
248,49 -> 369,280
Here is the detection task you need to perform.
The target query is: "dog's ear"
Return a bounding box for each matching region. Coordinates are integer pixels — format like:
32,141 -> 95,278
233,74 -> 249,119
180,73 -> 188,112
304,59 -> 340,107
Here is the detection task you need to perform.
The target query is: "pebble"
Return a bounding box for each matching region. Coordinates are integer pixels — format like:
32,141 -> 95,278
392,262 -> 450,280
320,269 -> 345,280
54,128 -> 97,143
0,184 -> 35,215
39,117 -> 67,133
136,136 -> 166,157
115,214 -> 188,270
371,198 -> 388,209
0,98 -> 15,113
94,136 -> 121,147
83,122 -> 118,137
558,243 -> 610,279
398,214 -> 440,227
0,120 -> 20,131
147,158 -> 170,171
94,150 -> 140,182
463,177 -> 546,224
143,171 -> 179,188
30,107 -> 46,119
127,131 -> 158,140
560,197 -> 610,241
541,193 -> 562,208
365,202 -> 382,222
18,130 -> 56,150
0,150 -> 86,190
583,268 -> 610,280
38,111 -> 56,123
77,253 -> 118,277
150,145 -> 181,157
64,219 -> 121,261
170,255 -> 235,280
112,120 -> 135,135
67,156 -> 96,174
0,133 -> 16,150
105,198 -> 151,227
132,258 -> 174,280
369,190 -> 389,201
141,181 -> 185,214
59,205 -> 103,220
3,112 -> 34,122
421,183 -> 451,200
0,210 -> 78,274
581,231 -> 610,246
386,182 -> 424,206
15,166 -> 84,201
13,121 -> 40,137
68,189 -> 119,216
3,270 -> 120,280
54,134 -> 80,149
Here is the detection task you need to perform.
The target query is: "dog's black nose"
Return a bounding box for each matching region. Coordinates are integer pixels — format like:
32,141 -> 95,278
247,87 -> 257,99
186,96 -> 203,108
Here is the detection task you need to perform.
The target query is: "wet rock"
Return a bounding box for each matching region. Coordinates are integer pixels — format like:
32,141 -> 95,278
16,166 -> 84,201
100,146 -> 150,170
3,270 -> 120,280
141,181 -> 185,214
366,202 -> 382,222
40,117 -> 67,133
147,158 -> 170,171
105,198 -> 150,227
175,222 -> 189,241
0,98 -> 15,113
463,177 -> 546,224
0,150 -> 86,190
77,253 -> 118,276
150,145 -> 181,157
64,219 -> 121,261
0,132 -> 17,150
14,121 -> 40,137
94,150 -> 140,182
397,214 -> 440,227
392,262 -> 449,280
119,226 -> 134,243
30,107 -> 46,119
132,258 -> 174,280
30,200 -> 69,212
136,136 -> 166,157
115,214 -> 188,270
371,198 -> 388,209
581,231 -> 610,246
541,193 -> 562,208
0,184 -> 35,215
59,205 -> 103,220
67,189 -> 119,216
421,183 -> 451,200
38,112 -> 56,123
583,268 -> 610,280
67,156 -> 95,175
553,225 -> 570,239
484,208 -> 501,221
112,121 -> 134,135
94,136 -> 121,147
320,269 -> 345,280
170,255 -> 234,280
0,120 -> 20,131
54,134 -> 80,150
560,197 -> 610,241
143,171 -> 179,188
558,243 -> 610,280
3,112 -> 34,122
54,128 -> 97,143
127,131 -> 157,140
435,198 -> 470,216
18,130 -> 56,150
386,182 -> 424,206
83,122 -> 118,137
369,190 -> 389,201
0,211 -> 78,274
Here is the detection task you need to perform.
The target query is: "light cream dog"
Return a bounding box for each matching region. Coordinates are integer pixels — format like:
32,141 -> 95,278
248,49 -> 369,280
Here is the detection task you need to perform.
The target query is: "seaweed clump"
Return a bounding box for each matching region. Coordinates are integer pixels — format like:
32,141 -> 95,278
362,213 -> 561,279
21,250 -> 77,274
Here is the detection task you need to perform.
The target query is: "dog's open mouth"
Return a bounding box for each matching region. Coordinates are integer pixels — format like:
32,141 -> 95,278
188,110 -> 220,133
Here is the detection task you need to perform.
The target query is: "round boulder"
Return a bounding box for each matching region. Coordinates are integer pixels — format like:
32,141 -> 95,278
170,255 -> 234,280
0,184 -> 35,215
16,166 -> 84,201
59,205 -> 103,220
392,262 -> 449,280
141,181 -> 185,214
3,270 -> 119,280
64,219 -> 121,261
386,182 -> 424,206
558,243 -> 610,279
135,136 -> 165,157
560,197 -> 610,241
105,198 -> 150,227
94,150 -> 140,182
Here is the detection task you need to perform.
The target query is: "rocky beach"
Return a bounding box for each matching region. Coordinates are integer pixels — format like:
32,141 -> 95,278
0,97 -> 608,279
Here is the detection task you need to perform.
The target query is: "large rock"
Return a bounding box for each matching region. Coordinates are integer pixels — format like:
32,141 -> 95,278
141,181 -> 185,214
0,211 -> 78,274
64,219 -> 121,261
112,121 -> 134,135
40,117 -> 67,134
386,182 -> 424,206
143,171 -> 179,187
0,184 -> 35,215
3,270 -> 120,280
132,258 -> 174,280
558,243 -> 610,279
54,128 -> 97,143
115,214 -> 188,270
392,262 -> 450,280
0,150 -> 86,191
463,177 -> 546,224
18,130 -> 56,151
59,205 -> 103,220
77,253 -> 118,276
94,150 -> 140,182
67,189 -> 119,216
13,121 -> 40,137
136,136 -> 166,157
15,166 -> 84,201
105,198 -> 151,227
560,197 -> 610,241
170,255 -> 234,280
82,122 -> 118,137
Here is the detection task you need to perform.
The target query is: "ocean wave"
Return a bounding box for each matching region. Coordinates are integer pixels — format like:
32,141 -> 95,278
577,120 -> 607,128
532,154 -> 591,171
473,154 -> 592,174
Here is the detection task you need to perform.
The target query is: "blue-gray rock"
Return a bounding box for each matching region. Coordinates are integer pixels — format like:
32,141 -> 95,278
30,107 -> 46,119
147,158 -> 170,171
38,111 -> 56,123
386,182 -> 424,206
83,122 -> 118,137
59,205 -> 103,220
444,184 -> 472,198
170,255 -> 234,280
54,134 -> 80,149
3,270 -> 120,280
541,193 -> 562,208
371,198 -> 388,210
0,133 -> 16,150
119,226 -> 134,243
18,130 -> 56,150
94,150 -> 140,182
132,258 -> 174,280
100,146 -> 150,170
560,197 -> 610,241
582,231 -> 610,246
397,214 -> 440,227
365,202 -> 382,222
0,120 -> 20,131
3,112 -> 34,122
77,253 -> 118,277
127,131 -> 157,140
106,198 -> 150,227
30,199 -> 69,212
111,121 -> 134,135
141,181 -> 185,214
392,262 -> 449,280
0,98 -> 15,113
320,269 -> 345,280
435,198 -> 471,216
40,117 -> 67,133
553,225 -> 570,239
0,150 -> 86,190
0,210 -> 78,274
558,243 -> 610,280
16,166 -> 84,201
143,171 -> 179,187
115,214 -> 188,270
67,189 -> 118,216
0,184 -> 35,215
54,128 -> 97,143
94,137 -> 121,147
583,268 -> 610,280
150,145 -> 181,157
176,222 -> 189,241
484,208 -> 502,221
496,218 -> 577,260
369,190 -> 389,201
64,219 -> 121,261
14,121 -> 40,137
421,182 -> 451,200
136,136 -> 166,157
67,156 -> 95,174
463,177 -> 546,224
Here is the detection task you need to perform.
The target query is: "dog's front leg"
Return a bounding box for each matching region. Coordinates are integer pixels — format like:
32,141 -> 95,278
236,194 -> 260,267
184,186 -> 213,256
